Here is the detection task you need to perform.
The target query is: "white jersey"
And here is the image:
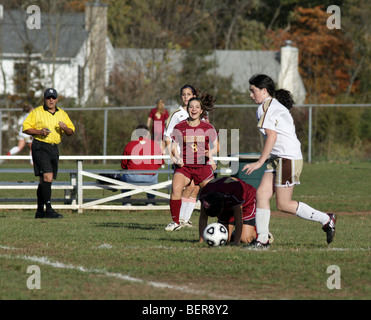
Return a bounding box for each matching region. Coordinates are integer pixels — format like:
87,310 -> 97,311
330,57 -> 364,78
18,112 -> 33,143
257,98 -> 302,160
163,106 -> 188,140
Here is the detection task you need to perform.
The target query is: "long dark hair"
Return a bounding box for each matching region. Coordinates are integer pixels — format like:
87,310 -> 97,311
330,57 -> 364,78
187,91 -> 216,118
249,74 -> 294,110
201,192 -> 225,217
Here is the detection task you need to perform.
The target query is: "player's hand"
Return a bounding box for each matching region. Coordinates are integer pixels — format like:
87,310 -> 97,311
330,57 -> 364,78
242,161 -> 262,175
171,156 -> 184,167
58,121 -> 68,131
41,128 -> 50,136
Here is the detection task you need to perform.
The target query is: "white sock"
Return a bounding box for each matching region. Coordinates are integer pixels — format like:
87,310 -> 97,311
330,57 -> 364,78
184,198 -> 196,222
256,208 -> 271,244
179,197 -> 188,221
296,202 -> 329,226
9,146 -> 20,155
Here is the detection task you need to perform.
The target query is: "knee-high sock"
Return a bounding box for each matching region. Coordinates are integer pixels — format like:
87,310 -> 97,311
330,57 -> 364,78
37,184 -> 44,212
180,197 -> 196,222
255,208 -> 271,244
296,202 -> 329,225
40,182 -> 52,212
184,197 -> 196,222
8,146 -> 20,155
170,199 -> 182,225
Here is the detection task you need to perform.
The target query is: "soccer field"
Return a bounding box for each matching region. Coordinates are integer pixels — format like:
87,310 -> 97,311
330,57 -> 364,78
0,161 -> 370,301
0,210 -> 369,301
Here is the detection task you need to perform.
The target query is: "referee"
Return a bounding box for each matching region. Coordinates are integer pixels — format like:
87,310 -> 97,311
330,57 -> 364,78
23,88 -> 75,219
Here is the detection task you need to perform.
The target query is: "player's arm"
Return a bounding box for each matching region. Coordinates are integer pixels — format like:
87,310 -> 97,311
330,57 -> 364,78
162,113 -> 178,155
23,128 -> 50,137
58,121 -> 74,136
170,140 -> 183,167
205,137 -> 219,169
242,128 -> 277,175
22,112 -> 49,137
164,137 -> 181,165
146,117 -> 152,129
163,135 -> 172,157
199,207 -> 209,243
232,206 -> 243,246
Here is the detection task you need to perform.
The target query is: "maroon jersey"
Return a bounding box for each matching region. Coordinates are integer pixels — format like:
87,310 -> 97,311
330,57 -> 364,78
199,177 -> 256,223
172,120 -> 217,166
148,107 -> 169,141
121,137 -> 163,171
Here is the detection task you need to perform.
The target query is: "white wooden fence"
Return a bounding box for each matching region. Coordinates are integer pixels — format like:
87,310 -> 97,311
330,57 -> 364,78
0,155 -> 238,213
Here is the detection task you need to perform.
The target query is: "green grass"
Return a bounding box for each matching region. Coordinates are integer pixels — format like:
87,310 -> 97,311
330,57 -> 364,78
0,160 -> 370,300
0,211 -> 369,300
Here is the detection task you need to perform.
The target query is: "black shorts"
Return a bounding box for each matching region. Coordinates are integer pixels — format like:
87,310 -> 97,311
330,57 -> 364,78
228,218 -> 255,227
32,139 -> 59,179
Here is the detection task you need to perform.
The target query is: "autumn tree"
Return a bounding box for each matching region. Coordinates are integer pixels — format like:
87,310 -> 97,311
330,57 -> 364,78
266,5 -> 355,103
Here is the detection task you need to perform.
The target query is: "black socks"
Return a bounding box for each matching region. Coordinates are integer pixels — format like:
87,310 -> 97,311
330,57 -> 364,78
38,181 -> 52,212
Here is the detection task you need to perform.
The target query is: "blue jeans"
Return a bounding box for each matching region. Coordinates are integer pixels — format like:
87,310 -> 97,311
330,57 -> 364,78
120,173 -> 158,204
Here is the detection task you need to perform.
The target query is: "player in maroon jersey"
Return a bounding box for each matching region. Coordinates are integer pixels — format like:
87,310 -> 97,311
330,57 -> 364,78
198,176 -> 257,246
165,93 -> 218,231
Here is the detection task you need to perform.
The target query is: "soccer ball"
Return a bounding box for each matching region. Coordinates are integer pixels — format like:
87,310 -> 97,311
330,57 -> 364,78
203,222 -> 228,247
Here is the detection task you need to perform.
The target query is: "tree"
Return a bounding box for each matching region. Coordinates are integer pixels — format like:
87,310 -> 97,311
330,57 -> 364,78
266,5 -> 356,103
342,0 -> 371,102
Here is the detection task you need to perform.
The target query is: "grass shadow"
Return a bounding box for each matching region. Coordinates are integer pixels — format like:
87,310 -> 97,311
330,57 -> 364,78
92,222 -> 163,231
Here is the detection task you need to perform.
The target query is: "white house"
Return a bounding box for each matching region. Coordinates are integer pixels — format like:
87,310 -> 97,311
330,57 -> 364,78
0,3 -> 306,106
114,43 -> 307,105
0,2 -> 114,105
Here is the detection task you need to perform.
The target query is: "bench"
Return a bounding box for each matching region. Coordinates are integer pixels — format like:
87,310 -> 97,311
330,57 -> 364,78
0,155 -> 237,212
77,169 -> 174,212
0,168 -> 78,206
0,167 -> 174,212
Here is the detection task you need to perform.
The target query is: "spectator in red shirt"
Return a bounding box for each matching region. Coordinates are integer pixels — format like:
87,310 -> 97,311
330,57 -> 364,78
121,124 -> 163,205
146,98 -> 169,148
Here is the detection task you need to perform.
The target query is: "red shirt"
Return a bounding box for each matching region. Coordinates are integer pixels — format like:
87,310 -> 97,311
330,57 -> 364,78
148,108 -> 169,141
199,177 -> 256,220
121,137 -> 163,172
172,120 -> 218,166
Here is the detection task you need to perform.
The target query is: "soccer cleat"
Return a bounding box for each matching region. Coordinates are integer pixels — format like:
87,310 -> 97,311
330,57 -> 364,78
268,232 -> 274,244
165,221 -> 181,231
322,213 -> 336,244
44,209 -> 63,219
35,211 -> 45,219
246,239 -> 270,250
180,219 -> 193,228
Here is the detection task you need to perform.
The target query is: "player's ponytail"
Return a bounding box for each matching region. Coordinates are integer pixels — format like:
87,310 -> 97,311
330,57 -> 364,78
249,74 -> 295,110
275,89 -> 294,110
198,91 -> 216,113
188,91 -> 216,118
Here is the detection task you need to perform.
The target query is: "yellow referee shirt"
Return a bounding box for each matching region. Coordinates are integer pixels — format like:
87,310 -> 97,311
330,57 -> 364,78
23,105 -> 75,145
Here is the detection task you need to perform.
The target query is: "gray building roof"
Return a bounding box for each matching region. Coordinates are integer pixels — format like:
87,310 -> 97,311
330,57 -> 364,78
210,50 -> 280,92
1,10 -> 88,59
114,48 -> 281,93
